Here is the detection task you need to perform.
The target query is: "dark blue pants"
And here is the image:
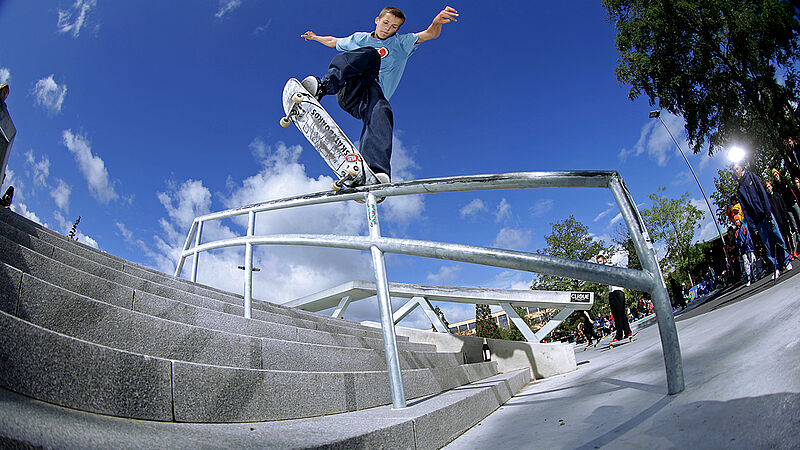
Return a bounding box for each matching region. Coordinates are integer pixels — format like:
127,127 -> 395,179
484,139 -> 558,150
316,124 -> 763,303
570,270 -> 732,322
322,48 -> 393,177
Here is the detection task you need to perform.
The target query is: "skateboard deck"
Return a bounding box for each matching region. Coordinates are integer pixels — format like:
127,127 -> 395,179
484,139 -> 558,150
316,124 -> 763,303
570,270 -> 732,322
280,78 -> 379,190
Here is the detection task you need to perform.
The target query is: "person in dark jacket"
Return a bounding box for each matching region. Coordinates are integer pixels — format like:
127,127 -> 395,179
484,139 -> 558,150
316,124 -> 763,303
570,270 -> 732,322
771,168 -> 800,258
765,180 -> 795,257
735,164 -> 791,279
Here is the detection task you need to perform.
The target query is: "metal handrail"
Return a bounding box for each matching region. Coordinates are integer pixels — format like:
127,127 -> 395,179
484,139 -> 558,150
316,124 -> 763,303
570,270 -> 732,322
174,171 -> 685,408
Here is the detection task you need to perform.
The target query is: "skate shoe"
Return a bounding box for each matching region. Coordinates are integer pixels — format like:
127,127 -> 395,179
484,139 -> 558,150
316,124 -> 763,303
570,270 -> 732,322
301,76 -> 325,100
375,173 -> 390,184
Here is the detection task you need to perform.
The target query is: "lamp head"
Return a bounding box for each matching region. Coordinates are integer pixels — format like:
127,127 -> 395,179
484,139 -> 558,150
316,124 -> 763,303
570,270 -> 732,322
649,110 -> 661,119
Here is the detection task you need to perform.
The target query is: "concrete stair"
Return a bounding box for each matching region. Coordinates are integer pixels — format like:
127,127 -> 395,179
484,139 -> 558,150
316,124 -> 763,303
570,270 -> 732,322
0,208 -> 533,446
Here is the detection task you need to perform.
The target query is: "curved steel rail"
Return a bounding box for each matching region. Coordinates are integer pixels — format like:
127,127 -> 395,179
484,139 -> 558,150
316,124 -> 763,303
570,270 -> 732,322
175,171 -> 684,407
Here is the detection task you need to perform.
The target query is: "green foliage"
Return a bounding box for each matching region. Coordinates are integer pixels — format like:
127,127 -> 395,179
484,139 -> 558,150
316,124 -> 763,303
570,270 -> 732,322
531,215 -> 615,320
603,0 -> 800,164
641,187 -> 705,276
68,216 -> 81,241
711,167 -> 739,226
499,306 -> 533,341
474,304 -> 500,339
531,215 -> 614,292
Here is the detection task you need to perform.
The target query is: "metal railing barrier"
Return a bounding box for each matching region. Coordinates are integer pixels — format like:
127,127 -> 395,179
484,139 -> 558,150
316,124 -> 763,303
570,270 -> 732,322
175,171 -> 685,408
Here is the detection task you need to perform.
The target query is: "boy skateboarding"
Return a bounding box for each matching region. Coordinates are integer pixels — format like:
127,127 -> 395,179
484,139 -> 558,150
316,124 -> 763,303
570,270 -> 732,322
299,6 -> 458,184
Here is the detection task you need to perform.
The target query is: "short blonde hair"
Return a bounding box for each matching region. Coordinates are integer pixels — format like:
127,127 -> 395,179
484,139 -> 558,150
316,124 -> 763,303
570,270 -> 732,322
379,6 -> 406,23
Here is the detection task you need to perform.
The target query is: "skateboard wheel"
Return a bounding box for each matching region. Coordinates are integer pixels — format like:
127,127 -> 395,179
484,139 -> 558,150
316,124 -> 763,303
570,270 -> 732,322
280,117 -> 291,127
292,93 -> 304,104
347,165 -> 360,177
331,181 -> 342,191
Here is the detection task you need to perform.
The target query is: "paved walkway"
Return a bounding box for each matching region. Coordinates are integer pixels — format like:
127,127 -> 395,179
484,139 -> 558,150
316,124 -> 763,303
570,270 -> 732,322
446,268 -> 800,449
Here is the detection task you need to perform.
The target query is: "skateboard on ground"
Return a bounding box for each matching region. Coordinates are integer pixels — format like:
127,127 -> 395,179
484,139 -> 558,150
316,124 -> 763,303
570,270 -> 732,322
280,78 -> 379,191
607,331 -> 638,349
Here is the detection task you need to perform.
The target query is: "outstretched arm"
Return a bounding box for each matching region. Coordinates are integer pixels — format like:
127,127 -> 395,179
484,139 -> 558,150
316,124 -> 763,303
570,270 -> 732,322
416,6 -> 458,44
301,31 -> 339,48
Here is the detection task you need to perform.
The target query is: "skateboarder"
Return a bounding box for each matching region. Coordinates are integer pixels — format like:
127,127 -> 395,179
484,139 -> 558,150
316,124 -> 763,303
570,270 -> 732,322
596,254 -> 632,345
299,6 -> 458,183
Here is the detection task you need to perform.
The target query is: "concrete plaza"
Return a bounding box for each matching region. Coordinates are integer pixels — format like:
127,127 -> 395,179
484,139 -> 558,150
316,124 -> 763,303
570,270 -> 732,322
447,268 -> 800,448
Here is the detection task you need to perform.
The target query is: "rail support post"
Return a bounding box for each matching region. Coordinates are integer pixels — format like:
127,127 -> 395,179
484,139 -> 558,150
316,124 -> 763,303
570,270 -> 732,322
366,193 -> 407,409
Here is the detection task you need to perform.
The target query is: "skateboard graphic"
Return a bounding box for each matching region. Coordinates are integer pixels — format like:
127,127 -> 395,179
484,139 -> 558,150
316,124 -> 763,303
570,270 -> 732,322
280,78 -> 379,191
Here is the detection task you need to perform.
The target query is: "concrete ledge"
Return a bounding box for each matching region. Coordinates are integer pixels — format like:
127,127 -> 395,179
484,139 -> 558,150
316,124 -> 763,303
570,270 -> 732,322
367,322 -> 578,379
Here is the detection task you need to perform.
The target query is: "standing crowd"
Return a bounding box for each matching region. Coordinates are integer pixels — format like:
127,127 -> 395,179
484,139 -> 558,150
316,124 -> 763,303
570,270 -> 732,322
725,164 -> 798,285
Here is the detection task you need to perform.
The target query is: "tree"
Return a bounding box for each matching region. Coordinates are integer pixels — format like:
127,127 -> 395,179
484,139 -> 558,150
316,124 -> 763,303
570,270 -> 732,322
68,216 -> 81,241
531,215 -> 615,318
500,306 -> 534,341
641,187 -> 705,284
474,304 -> 501,339
711,167 -> 739,226
603,0 -> 800,172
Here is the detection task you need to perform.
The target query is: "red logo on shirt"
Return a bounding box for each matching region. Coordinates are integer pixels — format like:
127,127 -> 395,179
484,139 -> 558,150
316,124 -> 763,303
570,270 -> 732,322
378,47 -> 388,58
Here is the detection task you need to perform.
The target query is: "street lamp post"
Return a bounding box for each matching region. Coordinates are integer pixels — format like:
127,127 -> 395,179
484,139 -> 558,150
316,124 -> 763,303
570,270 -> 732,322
649,110 -> 729,268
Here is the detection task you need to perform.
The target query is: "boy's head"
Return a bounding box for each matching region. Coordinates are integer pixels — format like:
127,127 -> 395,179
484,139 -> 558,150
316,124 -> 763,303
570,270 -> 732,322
596,254 -> 607,265
374,6 -> 405,39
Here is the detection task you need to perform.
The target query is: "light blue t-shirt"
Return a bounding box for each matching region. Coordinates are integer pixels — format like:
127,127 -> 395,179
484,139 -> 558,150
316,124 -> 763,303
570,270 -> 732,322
336,31 -> 419,100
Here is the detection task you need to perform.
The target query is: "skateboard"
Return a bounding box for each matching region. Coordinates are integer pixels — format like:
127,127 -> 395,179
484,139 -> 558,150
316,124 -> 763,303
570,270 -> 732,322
607,331 -> 638,349
280,78 -> 379,191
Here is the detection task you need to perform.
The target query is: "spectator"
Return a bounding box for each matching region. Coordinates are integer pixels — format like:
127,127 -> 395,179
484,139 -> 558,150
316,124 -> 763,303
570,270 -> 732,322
764,180 -> 796,258
771,168 -> 800,257
0,186 -> 12,209
596,254 -> 632,344
734,163 -> 791,279
733,217 -> 757,285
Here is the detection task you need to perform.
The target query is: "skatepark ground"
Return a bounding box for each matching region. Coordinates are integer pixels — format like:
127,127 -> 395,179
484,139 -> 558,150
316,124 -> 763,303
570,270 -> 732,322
445,266 -> 800,449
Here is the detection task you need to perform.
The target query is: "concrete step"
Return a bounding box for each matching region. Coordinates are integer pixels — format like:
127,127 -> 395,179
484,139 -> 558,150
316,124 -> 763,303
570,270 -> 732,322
3,263 -> 448,371
0,232 -> 406,344
132,288 -> 436,352
0,367 -> 530,449
0,213 -> 397,338
0,310 -> 499,422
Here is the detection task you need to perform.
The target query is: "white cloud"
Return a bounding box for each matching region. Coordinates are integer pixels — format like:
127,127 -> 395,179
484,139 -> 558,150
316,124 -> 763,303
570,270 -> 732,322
54,211 -> 100,249
426,265 -> 462,284
459,198 -> 486,218
10,203 -> 47,228
492,227 -> 532,250
619,112 -> 688,167
62,130 -> 119,204
154,141 -> 375,312
50,178 -> 71,212
115,221 -> 134,242
530,199 -> 554,216
33,75 -> 67,114
485,270 -> 532,291
215,0 -> 242,18
249,137 -> 268,160
594,202 -> 615,222
381,135 -> 424,226
253,19 -> 272,36
57,0 -> 97,38
25,150 -> 50,187
0,68 -> 10,84
495,198 -> 512,223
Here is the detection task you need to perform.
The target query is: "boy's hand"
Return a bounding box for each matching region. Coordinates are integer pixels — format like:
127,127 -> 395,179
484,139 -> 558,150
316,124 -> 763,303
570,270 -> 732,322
433,6 -> 458,25
301,31 -> 317,41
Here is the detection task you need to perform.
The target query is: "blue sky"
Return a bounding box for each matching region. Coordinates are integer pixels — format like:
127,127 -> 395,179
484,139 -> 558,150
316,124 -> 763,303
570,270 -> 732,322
0,1 -> 729,327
